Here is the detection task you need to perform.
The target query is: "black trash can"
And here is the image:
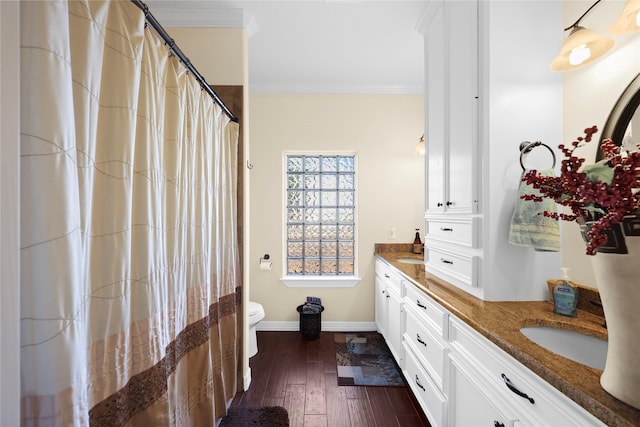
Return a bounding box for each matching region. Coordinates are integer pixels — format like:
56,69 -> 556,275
296,304 -> 324,339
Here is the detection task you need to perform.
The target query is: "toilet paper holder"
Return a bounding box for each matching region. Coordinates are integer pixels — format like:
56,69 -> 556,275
259,254 -> 272,270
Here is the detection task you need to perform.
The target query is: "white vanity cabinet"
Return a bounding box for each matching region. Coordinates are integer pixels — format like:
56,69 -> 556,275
375,256 -> 606,427
421,0 -> 562,301
374,258 -> 403,364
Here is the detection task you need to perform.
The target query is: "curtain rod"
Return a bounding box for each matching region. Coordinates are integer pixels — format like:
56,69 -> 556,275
131,0 -> 239,123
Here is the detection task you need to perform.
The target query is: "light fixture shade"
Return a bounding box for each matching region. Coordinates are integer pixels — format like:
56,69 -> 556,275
610,0 -> 640,34
550,26 -> 615,71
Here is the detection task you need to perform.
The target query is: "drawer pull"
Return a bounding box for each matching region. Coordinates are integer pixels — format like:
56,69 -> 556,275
440,258 -> 453,265
384,273 -> 390,278
494,422 -> 505,427
416,334 -> 427,347
440,227 -> 453,232
501,373 -> 535,404
416,300 -> 427,310
415,375 -> 426,391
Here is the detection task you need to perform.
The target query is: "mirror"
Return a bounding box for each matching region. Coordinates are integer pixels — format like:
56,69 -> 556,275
597,73 -> 640,161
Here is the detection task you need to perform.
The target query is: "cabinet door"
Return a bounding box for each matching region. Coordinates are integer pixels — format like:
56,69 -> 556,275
444,0 -> 478,214
426,0 -> 479,215
386,286 -> 403,364
375,275 -> 388,338
450,353 -> 517,427
426,1 -> 446,214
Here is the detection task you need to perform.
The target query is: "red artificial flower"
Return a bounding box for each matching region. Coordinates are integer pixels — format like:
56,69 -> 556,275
523,126 -> 640,255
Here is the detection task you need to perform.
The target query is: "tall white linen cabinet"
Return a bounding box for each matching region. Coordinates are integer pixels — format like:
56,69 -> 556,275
420,0 -> 563,301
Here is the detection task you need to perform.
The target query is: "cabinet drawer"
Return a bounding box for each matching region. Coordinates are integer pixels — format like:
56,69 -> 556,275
404,284 -> 448,339
426,217 -> 478,248
449,318 -> 605,426
375,258 -> 403,293
425,246 -> 477,288
404,306 -> 447,389
403,341 -> 446,427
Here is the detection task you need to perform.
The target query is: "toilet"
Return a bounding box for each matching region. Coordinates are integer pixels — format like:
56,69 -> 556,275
247,301 -> 265,358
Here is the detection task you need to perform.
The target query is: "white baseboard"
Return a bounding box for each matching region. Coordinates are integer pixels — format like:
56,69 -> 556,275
256,320 -> 377,332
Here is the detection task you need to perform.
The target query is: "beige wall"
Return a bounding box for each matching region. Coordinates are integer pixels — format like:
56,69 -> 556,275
169,28 -> 247,86
249,94 -> 424,323
561,1 -> 640,288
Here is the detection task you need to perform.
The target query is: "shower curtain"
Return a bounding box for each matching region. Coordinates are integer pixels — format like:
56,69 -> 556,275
20,1 -> 240,425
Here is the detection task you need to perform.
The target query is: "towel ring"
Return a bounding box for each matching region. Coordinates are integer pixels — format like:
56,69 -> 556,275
519,141 -> 556,171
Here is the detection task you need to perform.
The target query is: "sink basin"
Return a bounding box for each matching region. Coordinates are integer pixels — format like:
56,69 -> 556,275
395,258 -> 424,265
520,326 -> 607,370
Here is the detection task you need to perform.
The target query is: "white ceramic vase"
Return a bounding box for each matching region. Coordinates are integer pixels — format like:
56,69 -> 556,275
588,219 -> 640,410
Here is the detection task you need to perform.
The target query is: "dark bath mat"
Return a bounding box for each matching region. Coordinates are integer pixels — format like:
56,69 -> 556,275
335,332 -> 405,386
220,406 -> 289,427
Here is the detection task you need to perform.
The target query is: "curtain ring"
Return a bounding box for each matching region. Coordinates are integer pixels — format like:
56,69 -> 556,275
519,141 -> 556,171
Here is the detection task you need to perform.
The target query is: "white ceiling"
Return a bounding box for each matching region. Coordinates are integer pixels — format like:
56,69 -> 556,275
146,1 -> 427,94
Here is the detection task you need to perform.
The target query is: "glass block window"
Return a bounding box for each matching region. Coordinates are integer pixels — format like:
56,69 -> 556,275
285,154 -> 356,276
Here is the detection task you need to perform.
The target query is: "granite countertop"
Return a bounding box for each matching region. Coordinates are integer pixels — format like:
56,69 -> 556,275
375,245 -> 640,427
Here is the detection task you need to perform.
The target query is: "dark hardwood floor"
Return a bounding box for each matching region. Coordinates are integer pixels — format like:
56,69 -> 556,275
230,331 -> 431,427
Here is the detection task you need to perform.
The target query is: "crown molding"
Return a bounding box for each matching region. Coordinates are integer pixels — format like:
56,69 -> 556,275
249,83 -> 425,95
149,6 -> 246,28
416,0 -> 442,35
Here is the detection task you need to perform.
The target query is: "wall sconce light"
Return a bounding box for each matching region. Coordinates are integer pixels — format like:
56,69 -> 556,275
610,0 -> 640,34
415,134 -> 425,156
550,0 -> 640,72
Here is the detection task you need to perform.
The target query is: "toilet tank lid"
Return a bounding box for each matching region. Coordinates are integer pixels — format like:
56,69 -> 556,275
248,301 -> 264,316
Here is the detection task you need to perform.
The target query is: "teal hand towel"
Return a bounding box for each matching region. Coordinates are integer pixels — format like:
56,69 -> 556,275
508,168 -> 560,252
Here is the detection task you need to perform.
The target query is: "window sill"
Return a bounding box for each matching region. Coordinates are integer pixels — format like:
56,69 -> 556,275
280,276 -> 361,288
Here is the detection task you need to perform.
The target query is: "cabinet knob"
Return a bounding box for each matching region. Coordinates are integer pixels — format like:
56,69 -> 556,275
437,202 -> 443,207
446,201 -> 454,206
494,422 -> 505,427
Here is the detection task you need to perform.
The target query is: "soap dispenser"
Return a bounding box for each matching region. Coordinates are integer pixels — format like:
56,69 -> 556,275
552,267 -> 578,317
412,229 -> 422,254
